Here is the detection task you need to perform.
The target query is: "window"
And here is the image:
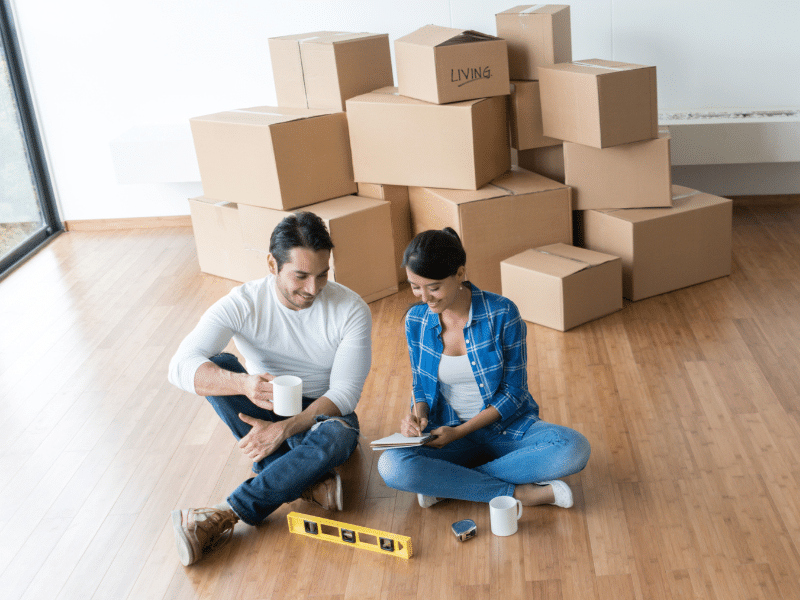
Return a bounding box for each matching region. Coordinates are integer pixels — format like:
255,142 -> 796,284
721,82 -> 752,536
0,1 -> 61,280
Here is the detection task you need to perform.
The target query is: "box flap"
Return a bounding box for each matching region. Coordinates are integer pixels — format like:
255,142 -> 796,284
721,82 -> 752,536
303,32 -> 387,45
347,86 -> 487,107
503,247 -> 589,279
412,167 -> 568,205
542,59 -> 652,76
497,5 -> 569,16
308,195 -> 389,221
190,106 -> 336,127
269,31 -> 346,42
594,185 -> 731,222
396,24 -> 499,48
537,242 -> 619,267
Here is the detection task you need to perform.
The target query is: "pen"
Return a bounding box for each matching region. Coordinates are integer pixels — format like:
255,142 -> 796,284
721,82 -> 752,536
411,394 -> 419,436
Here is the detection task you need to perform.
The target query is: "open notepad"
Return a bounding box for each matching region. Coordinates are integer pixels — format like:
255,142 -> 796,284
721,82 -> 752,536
369,432 -> 436,450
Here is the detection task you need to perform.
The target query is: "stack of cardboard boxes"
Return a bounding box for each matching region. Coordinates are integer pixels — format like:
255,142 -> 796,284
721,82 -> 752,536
186,5 -> 733,331
187,33 -> 400,303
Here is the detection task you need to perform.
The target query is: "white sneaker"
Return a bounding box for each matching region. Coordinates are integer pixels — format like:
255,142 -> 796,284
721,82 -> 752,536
417,493 -> 441,508
538,480 -> 573,508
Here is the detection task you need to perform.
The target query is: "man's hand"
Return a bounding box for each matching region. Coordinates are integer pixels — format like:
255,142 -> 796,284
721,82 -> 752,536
241,373 -> 275,411
237,413 -> 289,462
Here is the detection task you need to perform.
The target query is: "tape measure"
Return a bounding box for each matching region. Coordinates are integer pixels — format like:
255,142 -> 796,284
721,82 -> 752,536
286,512 -> 413,559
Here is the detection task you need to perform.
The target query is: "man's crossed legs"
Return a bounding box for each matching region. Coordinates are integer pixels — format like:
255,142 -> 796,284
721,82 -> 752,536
171,353 -> 360,565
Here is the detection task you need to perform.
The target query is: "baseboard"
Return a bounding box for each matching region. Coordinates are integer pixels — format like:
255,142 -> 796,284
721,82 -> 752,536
64,215 -> 192,231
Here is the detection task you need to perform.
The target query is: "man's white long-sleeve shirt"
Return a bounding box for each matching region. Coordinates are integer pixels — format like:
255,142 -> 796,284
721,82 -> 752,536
168,275 -> 372,415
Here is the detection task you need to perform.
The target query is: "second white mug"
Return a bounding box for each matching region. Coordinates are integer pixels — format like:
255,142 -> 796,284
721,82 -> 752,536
489,495 -> 523,536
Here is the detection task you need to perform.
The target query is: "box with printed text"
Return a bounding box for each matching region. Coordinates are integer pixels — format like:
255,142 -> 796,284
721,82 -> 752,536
395,25 -> 510,104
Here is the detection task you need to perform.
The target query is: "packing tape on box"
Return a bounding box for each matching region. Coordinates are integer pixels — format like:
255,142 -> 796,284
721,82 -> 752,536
571,61 -> 631,72
536,249 -> 593,270
671,190 -> 702,201
521,5 -> 544,13
286,511 -> 413,559
230,109 -> 287,116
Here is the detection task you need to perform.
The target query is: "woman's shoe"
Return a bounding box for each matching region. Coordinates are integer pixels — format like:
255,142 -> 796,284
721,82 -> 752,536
417,493 -> 441,508
538,480 -> 573,508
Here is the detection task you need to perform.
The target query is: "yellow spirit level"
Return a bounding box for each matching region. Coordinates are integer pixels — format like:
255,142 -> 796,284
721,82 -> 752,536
286,512 -> 413,559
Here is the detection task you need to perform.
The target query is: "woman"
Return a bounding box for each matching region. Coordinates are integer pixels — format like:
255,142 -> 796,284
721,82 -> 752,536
378,228 -> 590,508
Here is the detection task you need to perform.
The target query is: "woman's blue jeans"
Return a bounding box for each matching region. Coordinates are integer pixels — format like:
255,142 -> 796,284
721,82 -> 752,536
205,353 -> 360,525
377,420 -> 590,503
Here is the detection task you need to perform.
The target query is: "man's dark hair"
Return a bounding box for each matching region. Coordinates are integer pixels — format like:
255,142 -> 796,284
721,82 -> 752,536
402,227 -> 466,280
269,211 -> 334,272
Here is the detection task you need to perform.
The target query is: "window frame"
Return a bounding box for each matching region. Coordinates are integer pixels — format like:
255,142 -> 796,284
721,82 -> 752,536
0,0 -> 62,281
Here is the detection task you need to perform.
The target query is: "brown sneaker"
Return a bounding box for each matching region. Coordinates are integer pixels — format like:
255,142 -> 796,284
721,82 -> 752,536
171,507 -> 239,566
300,471 -> 343,511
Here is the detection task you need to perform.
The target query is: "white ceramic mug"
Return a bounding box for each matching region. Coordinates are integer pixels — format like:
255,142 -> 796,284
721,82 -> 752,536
272,375 -> 303,416
489,495 -> 523,536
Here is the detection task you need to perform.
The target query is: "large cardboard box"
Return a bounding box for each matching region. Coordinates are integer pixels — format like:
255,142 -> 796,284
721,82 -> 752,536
346,87 -> 510,190
578,185 -> 732,301
515,144 -> 565,183
509,80 -> 561,150
395,25 -> 510,104
408,167 -> 572,294
238,195 -> 398,303
565,128 -> 672,210
269,32 -> 394,111
539,59 -> 658,148
496,5 -> 572,80
188,197 -> 270,283
501,243 -> 622,331
189,106 -> 357,210
357,183 -> 412,284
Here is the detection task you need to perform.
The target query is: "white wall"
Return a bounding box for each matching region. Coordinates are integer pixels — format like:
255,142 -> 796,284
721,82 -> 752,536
12,0 -> 800,222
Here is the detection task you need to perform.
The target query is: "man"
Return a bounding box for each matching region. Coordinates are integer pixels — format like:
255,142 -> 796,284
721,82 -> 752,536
168,211 -> 372,566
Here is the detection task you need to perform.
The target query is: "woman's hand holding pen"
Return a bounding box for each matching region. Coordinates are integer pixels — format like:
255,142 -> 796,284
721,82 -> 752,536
400,411 -> 428,437
401,399 -> 429,437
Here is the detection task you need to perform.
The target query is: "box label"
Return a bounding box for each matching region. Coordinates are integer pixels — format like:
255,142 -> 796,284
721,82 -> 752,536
451,65 -> 493,87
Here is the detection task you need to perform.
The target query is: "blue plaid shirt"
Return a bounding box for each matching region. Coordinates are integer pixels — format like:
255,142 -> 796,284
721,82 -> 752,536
405,282 -> 539,439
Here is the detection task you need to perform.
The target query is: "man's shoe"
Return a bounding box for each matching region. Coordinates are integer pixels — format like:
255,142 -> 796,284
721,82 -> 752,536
171,507 -> 239,566
300,471 -> 343,511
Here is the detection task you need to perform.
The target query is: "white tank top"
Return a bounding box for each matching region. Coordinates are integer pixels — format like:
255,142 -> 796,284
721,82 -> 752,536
438,354 -> 484,421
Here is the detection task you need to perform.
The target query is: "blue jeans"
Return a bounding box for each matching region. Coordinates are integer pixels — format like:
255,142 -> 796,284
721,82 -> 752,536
205,353 -> 360,525
377,419 -> 590,503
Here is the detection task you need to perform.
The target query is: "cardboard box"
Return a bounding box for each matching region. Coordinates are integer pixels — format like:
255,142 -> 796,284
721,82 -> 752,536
188,197 -> 270,283
357,183 -> 412,284
578,185 -> 732,301
189,106 -> 357,210
238,195 -> 398,303
509,80 -> 561,150
565,128 -> 672,210
515,144 -> 565,183
408,167 -> 572,294
346,87 -> 510,190
269,32 -> 394,111
539,59 -> 658,148
395,25 -> 510,104
501,243 -> 622,331
496,5 -> 572,80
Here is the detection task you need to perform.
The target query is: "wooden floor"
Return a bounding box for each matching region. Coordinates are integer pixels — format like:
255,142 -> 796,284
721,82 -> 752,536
1,195 -> 799,600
